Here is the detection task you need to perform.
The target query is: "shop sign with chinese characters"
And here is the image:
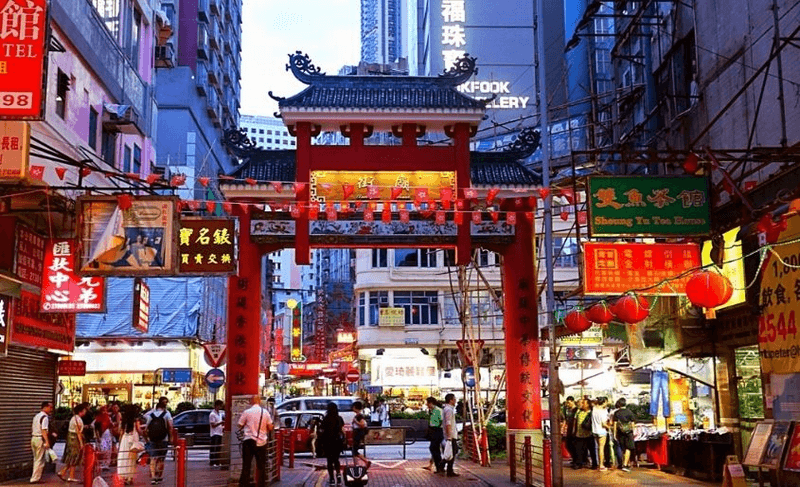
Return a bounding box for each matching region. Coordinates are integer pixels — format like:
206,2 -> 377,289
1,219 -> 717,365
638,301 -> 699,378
310,171 -> 455,203
379,308 -> 405,326
758,213 -> 800,374
11,290 -> 75,352
587,176 -> 710,236
0,121 -> 29,178
41,239 -> 105,313
0,294 -> 10,356
177,219 -> 237,274
290,302 -> 305,362
14,222 -> 44,287
0,0 -> 48,120
57,360 -> 86,376
583,242 -> 701,295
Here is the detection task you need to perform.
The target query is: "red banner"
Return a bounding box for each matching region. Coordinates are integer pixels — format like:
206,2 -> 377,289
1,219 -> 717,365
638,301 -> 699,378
0,0 -> 49,120
583,242 -> 701,295
57,360 -> 86,376
14,223 -> 44,287
11,290 -> 75,352
41,239 -> 105,312
0,294 -> 10,356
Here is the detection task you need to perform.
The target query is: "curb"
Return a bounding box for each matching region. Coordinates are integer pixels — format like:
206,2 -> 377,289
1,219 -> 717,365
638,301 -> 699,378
459,462 -> 518,487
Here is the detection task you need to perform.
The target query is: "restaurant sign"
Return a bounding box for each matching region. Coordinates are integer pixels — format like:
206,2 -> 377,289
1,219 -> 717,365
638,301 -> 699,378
41,239 -> 105,312
0,0 -> 49,120
379,307 -> 405,326
587,176 -> 710,236
57,360 -> 86,376
177,219 -> 237,274
583,242 -> 701,295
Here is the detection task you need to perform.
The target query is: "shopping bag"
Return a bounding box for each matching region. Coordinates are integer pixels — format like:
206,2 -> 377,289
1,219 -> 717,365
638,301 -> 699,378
441,439 -> 454,461
46,448 -> 58,463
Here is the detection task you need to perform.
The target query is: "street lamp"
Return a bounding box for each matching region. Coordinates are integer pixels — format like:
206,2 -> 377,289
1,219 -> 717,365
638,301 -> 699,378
286,298 -> 298,309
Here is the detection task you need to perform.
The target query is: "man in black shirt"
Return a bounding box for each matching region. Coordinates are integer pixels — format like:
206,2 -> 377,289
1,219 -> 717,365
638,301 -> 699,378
612,398 -> 636,471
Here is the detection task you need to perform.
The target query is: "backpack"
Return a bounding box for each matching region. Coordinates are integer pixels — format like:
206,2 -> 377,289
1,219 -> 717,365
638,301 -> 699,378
617,420 -> 634,434
148,411 -> 169,442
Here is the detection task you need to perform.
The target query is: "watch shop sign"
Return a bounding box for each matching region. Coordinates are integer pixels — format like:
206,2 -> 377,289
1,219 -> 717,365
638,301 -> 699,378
0,0 -> 49,120
41,239 -> 105,312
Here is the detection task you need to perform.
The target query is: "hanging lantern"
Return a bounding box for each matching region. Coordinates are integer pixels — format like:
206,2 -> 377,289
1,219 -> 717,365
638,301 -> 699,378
613,294 -> 650,324
683,153 -> 700,174
586,301 -> 614,325
205,201 -> 216,214
564,310 -> 592,333
684,270 -> 733,310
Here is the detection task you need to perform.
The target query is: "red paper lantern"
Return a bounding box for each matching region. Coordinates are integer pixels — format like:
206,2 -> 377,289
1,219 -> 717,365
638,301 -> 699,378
564,310 -> 592,333
586,302 -> 614,324
684,271 -> 733,309
613,294 -> 650,324
683,153 -> 700,174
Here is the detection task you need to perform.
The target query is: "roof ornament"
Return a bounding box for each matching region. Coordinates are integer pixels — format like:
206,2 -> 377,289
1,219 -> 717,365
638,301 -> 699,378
504,127 -> 542,159
286,51 -> 325,84
223,128 -> 260,159
439,53 -> 478,85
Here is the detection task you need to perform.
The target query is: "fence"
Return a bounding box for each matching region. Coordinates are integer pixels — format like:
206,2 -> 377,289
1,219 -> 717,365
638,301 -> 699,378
508,432 -> 547,487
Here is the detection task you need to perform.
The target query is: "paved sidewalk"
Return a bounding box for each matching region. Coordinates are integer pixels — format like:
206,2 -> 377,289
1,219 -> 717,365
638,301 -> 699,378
304,458 -> 489,487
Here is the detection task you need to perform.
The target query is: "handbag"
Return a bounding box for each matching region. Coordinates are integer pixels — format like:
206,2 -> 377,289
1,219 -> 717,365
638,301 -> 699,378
441,439 -> 453,461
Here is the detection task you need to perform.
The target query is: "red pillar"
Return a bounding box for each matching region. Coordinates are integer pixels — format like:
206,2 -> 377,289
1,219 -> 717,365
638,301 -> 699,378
502,213 -> 541,430
295,122 -> 312,265
453,123 -> 472,265
225,209 -> 263,428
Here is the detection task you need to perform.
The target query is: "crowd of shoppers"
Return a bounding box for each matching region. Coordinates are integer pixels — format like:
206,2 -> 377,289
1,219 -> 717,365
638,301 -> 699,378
562,395 -> 637,472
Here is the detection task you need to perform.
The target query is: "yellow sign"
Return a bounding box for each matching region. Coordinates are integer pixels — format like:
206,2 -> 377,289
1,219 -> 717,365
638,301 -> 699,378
558,325 -> 603,346
0,121 -> 29,179
379,307 -> 405,326
759,214 -> 800,374
702,227 -> 746,309
310,171 -> 455,202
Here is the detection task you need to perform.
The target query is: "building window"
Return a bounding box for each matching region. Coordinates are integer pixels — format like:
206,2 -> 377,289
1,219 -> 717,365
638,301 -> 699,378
476,249 -> 497,267
394,249 -> 436,267
553,237 -> 579,267
259,129 -> 264,134
91,0 -> 120,38
358,293 -> 366,326
88,107 -> 98,149
394,291 -> 439,325
122,145 -> 131,173
369,291 -> 389,326
371,249 -> 388,268
55,69 -> 69,119
128,8 -> 141,71
267,130 -> 272,135
259,137 -> 264,143
250,128 -> 256,133
133,143 -> 141,175
101,128 -> 116,166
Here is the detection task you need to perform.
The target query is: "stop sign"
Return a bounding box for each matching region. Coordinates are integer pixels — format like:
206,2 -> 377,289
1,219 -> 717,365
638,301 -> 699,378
346,369 -> 360,383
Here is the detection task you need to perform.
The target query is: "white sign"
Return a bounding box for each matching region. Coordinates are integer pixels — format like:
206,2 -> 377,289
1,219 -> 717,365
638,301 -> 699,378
371,356 -> 437,387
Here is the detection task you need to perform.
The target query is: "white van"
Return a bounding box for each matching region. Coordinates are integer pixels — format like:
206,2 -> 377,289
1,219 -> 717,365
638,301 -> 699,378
276,396 -> 358,423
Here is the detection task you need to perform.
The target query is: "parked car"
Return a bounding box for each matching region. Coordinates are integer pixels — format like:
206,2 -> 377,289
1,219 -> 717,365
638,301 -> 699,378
172,409 -> 212,445
276,396 -> 357,423
277,411 -> 353,457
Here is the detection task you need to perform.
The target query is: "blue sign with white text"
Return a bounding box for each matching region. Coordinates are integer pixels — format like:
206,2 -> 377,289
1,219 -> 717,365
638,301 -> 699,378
162,368 -> 192,384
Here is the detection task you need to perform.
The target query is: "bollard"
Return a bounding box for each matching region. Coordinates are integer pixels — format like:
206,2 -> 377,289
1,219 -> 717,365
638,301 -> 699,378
175,437 -> 186,487
275,431 -> 282,481
524,436 -> 532,487
479,430 -> 490,466
543,438 -> 552,487
82,444 -> 96,487
509,433 -> 516,483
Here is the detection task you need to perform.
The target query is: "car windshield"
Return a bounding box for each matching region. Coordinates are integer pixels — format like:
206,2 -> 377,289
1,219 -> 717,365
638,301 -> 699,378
306,399 -> 353,411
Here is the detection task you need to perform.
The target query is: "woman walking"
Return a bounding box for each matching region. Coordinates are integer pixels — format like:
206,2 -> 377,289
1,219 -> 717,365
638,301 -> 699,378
319,402 -> 345,486
58,404 -> 87,482
117,405 -> 143,485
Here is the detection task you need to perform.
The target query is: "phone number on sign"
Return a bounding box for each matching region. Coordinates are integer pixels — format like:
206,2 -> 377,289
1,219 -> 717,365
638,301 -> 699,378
0,92 -> 33,109
759,310 -> 798,343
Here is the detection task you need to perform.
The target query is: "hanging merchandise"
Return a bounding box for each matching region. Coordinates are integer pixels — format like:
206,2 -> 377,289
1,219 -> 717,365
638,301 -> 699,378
564,310 -> 592,333
613,294 -> 650,324
586,301 -> 614,325
649,369 -> 670,417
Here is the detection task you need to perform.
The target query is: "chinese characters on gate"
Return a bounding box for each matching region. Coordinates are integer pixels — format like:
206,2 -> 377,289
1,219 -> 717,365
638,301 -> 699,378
41,239 -> 105,312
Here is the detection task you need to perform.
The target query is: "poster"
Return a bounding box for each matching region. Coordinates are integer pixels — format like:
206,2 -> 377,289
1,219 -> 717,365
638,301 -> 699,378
41,239 -> 105,312
77,196 -> 178,275
758,213 -> 800,374
743,421 -> 773,466
783,422 -> 800,472
761,421 -> 790,468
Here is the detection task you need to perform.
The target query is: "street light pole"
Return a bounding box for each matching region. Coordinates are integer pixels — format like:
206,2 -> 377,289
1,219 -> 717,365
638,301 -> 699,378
535,0 -> 563,484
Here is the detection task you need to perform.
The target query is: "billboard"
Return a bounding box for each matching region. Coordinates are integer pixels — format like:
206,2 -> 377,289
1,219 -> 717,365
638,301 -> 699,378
0,121 -> 30,178
177,218 -> 237,274
77,196 -> 178,275
11,289 -> 76,352
41,239 -> 105,312
0,0 -> 49,120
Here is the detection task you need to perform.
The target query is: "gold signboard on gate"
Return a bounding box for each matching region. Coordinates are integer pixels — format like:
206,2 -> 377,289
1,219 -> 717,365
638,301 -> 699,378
310,171 -> 455,202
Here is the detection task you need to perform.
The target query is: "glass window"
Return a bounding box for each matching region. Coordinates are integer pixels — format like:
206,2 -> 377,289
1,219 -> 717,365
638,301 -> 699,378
101,128 -> 116,166
91,0 -> 120,39
267,130 -> 272,135
88,107 -> 98,149
394,249 -> 436,267
129,8 -> 141,71
394,291 -> 439,325
735,346 -> 764,419
132,144 -> 141,175
122,145 -> 131,173
553,237 -> 579,267
371,249 -> 387,268
250,128 -> 256,133
358,293 -> 365,326
369,291 -> 389,326
55,70 -> 69,119
259,129 -> 264,134
443,249 -> 456,267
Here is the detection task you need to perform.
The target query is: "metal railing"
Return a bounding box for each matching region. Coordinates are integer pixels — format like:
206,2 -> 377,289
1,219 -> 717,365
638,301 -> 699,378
509,433 -> 547,487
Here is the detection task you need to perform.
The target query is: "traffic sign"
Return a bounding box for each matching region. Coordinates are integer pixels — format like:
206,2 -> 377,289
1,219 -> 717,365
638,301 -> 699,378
205,368 -> 225,390
203,343 -> 227,367
276,362 -> 290,376
346,369 -> 360,383
162,368 -> 192,384
347,382 -> 358,394
463,366 -> 476,388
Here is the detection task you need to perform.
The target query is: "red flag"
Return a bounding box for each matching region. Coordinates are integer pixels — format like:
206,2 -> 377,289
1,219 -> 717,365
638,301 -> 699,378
55,167 -> 67,180
290,205 -> 301,219
308,206 -> 319,220
490,211 -> 499,223
382,205 -> 392,223
367,185 -> 380,199
326,206 -> 337,221
435,211 -> 446,225
270,181 -> 283,193
577,211 -> 587,225
486,188 -> 500,205
538,187 -> 550,200
125,172 -> 140,181
525,212 -> 534,224
342,183 -> 355,200
187,200 -> 200,211
364,206 -> 374,222
80,167 -> 92,178
206,201 -> 217,214
456,199 -> 465,210
464,188 -> 478,199
117,194 -> 132,210
415,187 -> 429,201
400,209 -> 410,223
29,165 -> 44,180
559,188 -> 574,204
293,182 -> 307,195
391,186 -> 403,200
198,177 -> 210,187
440,187 -> 453,203
560,210 -> 569,221
146,173 -> 160,184
454,211 -> 464,225
506,212 -> 517,225
472,211 -> 482,224
222,202 -> 233,214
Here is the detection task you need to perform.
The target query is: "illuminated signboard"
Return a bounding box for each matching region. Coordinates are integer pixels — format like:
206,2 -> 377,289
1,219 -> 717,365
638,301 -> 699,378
132,278 -> 150,333
0,0 -> 48,120
310,171 -> 455,203
289,300 -> 305,362
41,239 -> 105,313
0,294 -> 9,357
177,218 -> 237,274
0,121 -> 29,178
701,227 -> 746,310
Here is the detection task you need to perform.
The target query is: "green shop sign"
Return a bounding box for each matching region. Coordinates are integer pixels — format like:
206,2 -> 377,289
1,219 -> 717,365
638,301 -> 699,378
587,176 -> 710,236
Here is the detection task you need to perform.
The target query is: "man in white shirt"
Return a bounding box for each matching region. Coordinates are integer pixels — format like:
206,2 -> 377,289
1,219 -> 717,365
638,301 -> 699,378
30,401 -> 53,484
237,395 -> 273,487
442,393 -> 459,477
591,397 -> 610,471
209,400 -> 225,467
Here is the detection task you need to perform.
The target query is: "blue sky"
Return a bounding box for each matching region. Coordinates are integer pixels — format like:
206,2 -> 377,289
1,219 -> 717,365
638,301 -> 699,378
240,0 -> 361,117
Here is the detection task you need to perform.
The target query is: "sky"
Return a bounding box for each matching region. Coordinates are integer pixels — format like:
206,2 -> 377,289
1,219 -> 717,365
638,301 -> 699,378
240,0 -> 361,117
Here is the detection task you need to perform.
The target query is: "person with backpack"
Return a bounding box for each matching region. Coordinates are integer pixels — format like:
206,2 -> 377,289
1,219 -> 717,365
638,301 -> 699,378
612,398 -> 636,472
144,397 -> 173,485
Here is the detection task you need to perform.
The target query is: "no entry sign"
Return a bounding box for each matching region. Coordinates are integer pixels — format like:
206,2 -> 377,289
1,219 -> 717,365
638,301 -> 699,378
346,369 -> 360,383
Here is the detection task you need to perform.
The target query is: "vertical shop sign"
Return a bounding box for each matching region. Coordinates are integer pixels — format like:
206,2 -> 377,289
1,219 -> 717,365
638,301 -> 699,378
41,239 -> 105,312
11,290 -> 75,352
314,289 -> 326,361
0,0 -> 49,120
14,222 -> 44,287
290,301 -> 305,362
177,219 -> 237,274
758,214 -> 800,374
132,278 -> 150,333
0,294 -> 10,356
0,121 -> 30,178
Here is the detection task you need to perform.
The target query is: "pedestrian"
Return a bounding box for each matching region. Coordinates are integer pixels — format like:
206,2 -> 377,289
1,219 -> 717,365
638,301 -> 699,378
612,398 -> 636,472
350,401 -> 371,467
93,405 -> 114,470
58,403 -> 87,482
117,404 -> 143,486
424,397 -> 444,473
561,396 -> 578,467
110,401 -> 122,466
30,401 -> 54,484
573,398 -> 596,469
369,400 -> 381,427
379,399 -> 390,427
144,396 -> 173,484
237,394 -> 273,487
308,416 -> 321,458
442,393 -> 459,477
319,402 -> 345,486
591,397 -> 610,471
209,399 -> 225,467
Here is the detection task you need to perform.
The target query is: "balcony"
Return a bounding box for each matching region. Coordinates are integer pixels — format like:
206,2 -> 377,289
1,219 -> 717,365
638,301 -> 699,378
198,0 -> 209,22
207,55 -> 220,86
197,25 -> 209,60
206,88 -> 220,123
196,62 -> 208,95
102,103 -> 141,135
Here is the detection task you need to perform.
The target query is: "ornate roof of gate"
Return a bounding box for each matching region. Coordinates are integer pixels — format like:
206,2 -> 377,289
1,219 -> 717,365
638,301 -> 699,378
271,52 -> 487,114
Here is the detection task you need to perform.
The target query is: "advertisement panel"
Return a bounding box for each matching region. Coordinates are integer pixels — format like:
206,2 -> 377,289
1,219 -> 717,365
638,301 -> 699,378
57,360 -> 86,376
41,239 -> 105,312
784,422 -> 800,472
0,0 -> 49,120
14,222 -> 44,287
0,294 -> 10,356
0,121 -> 30,178
132,278 -> 150,333
379,307 -> 404,326
11,289 -> 75,352
758,214 -> 800,374
177,218 -> 237,274
77,196 -> 178,275
583,242 -> 701,295
587,176 -> 710,236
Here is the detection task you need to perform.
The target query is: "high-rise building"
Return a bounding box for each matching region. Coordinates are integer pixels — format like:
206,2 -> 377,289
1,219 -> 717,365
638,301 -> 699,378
360,0 -> 403,64
239,115 -> 297,150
